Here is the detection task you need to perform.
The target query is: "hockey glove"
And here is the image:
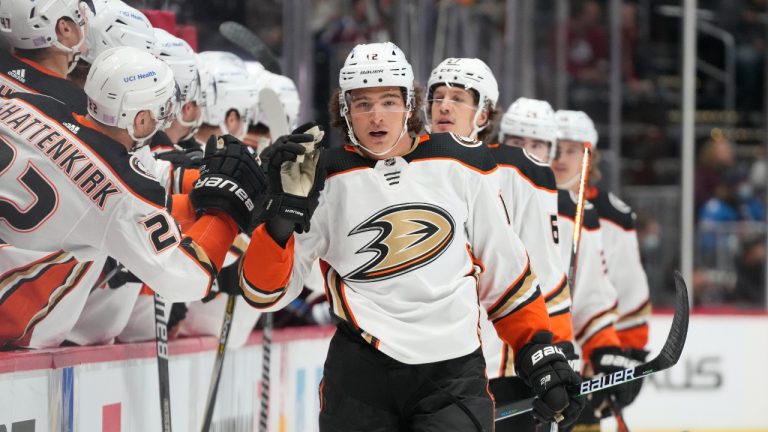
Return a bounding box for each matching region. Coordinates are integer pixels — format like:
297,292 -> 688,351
189,135 -> 268,233
155,147 -> 203,168
516,331 -> 585,427
555,340 -> 582,373
259,123 -> 326,238
589,346 -> 647,417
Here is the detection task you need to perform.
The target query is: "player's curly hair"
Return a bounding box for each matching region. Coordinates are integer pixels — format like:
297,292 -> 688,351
477,106 -> 500,144
329,83 -> 425,145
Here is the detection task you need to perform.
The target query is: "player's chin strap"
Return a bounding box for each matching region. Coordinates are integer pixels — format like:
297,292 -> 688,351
128,123 -> 162,152
344,110 -> 410,158
177,109 -> 204,141
52,24 -> 86,74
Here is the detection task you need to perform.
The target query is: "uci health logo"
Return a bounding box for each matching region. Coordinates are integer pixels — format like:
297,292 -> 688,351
123,70 -> 157,83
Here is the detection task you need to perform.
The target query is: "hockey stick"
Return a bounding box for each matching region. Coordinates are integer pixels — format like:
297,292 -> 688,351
154,293 -> 173,432
567,142 -> 593,287
200,291 -> 237,432
219,21 -> 282,74
257,313 -> 274,432
259,87 -> 290,138
495,270 -> 689,422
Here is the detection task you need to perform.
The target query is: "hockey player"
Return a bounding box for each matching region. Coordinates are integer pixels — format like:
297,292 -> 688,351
244,67 -> 301,154
554,110 -> 651,424
194,51 -> 260,147
0,0 -> 100,349
0,0 -> 88,109
0,47 -> 265,347
238,42 -> 582,430
426,61 -> 577,430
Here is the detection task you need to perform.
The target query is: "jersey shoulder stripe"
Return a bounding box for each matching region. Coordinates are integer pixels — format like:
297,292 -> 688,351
5,93 -> 166,208
405,132 -> 497,173
557,189 -> 600,229
488,143 -> 556,190
325,146 -> 376,178
0,51 -> 88,115
590,188 -> 636,230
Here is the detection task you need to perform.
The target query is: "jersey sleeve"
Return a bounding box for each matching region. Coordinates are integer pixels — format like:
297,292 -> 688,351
100,195 -> 237,302
470,171 -> 551,355
600,212 -> 651,349
239,193 -> 330,311
503,168 -> 573,343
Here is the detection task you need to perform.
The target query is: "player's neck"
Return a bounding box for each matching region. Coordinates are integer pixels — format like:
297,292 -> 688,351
85,114 -> 134,151
195,124 -> 220,144
164,121 -> 187,145
36,51 -> 71,78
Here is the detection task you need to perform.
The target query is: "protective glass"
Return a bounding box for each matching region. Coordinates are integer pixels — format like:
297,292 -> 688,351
346,92 -> 409,116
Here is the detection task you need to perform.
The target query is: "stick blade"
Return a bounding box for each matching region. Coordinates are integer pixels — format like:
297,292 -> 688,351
259,88 -> 290,138
219,21 -> 282,74
641,270 -> 690,375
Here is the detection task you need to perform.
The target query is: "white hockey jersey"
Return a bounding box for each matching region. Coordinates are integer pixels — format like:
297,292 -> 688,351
240,133 -> 551,365
557,190 -> 621,362
482,144 -> 572,378
0,94 -> 229,307
589,188 -> 651,349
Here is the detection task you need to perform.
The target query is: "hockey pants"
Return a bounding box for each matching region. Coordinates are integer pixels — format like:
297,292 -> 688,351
318,323 -> 494,432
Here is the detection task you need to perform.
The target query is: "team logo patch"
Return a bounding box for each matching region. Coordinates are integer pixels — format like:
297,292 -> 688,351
129,155 -> 157,181
344,203 -> 455,283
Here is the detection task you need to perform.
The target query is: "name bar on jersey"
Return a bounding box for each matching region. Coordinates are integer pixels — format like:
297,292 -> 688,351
0,101 -> 122,210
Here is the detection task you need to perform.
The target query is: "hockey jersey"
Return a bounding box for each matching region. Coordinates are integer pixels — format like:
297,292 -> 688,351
0,94 -> 233,304
588,188 -> 651,349
482,144 -> 572,378
0,50 -> 87,114
240,133 -> 551,365
0,52 -> 97,348
558,190 -> 621,362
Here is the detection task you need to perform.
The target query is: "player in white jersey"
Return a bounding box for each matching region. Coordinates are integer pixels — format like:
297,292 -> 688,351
0,47 -> 265,348
236,42 -> 581,430
0,0 -> 102,349
554,110 -> 650,423
425,59 -> 578,430
193,51 -> 259,148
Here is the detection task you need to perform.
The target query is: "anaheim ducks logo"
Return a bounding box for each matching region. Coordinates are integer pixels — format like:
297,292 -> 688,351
345,203 -> 455,283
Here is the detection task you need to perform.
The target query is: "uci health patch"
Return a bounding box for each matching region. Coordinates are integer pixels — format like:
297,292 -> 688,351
123,70 -> 157,83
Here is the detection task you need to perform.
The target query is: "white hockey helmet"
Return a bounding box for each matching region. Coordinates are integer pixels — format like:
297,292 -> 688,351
80,0 -> 155,64
338,42 -> 415,116
555,109 -> 598,147
198,51 -> 259,135
426,57 -> 499,139
84,46 -> 178,145
0,0 -> 86,55
499,97 -> 558,160
153,28 -> 200,104
252,71 -> 301,131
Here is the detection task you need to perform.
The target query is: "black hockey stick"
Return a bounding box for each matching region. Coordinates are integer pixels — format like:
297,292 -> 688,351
257,312 -> 274,432
200,292 -> 236,432
219,21 -> 282,74
495,271 -> 690,422
154,293 -> 173,432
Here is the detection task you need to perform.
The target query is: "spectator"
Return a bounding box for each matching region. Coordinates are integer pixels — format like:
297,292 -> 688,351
564,0 -> 608,84
731,237 -> 766,306
695,136 -> 735,212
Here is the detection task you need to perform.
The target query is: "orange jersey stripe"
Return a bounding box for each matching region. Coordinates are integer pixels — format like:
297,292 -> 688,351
170,194 -> 197,232
181,168 -> 200,194
492,292 -> 550,355
616,322 -> 649,350
184,213 -> 238,272
242,224 -> 294,293
581,325 -> 622,363
549,311 -> 574,343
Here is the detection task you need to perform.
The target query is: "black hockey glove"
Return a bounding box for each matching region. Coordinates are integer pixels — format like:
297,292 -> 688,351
589,346 -> 648,417
555,340 -> 582,373
259,123 -> 326,241
155,147 -> 203,168
189,135 -> 268,233
516,331 -> 584,427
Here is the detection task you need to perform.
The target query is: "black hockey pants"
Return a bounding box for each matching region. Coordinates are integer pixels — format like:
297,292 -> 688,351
318,323 -> 494,432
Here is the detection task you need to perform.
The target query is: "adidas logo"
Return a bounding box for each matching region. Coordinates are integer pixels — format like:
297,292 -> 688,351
7,69 -> 25,83
62,122 -> 80,134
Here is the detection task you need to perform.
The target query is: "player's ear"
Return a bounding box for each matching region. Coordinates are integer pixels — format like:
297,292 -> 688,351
478,109 -> 489,127
133,110 -> 153,135
55,18 -> 76,44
